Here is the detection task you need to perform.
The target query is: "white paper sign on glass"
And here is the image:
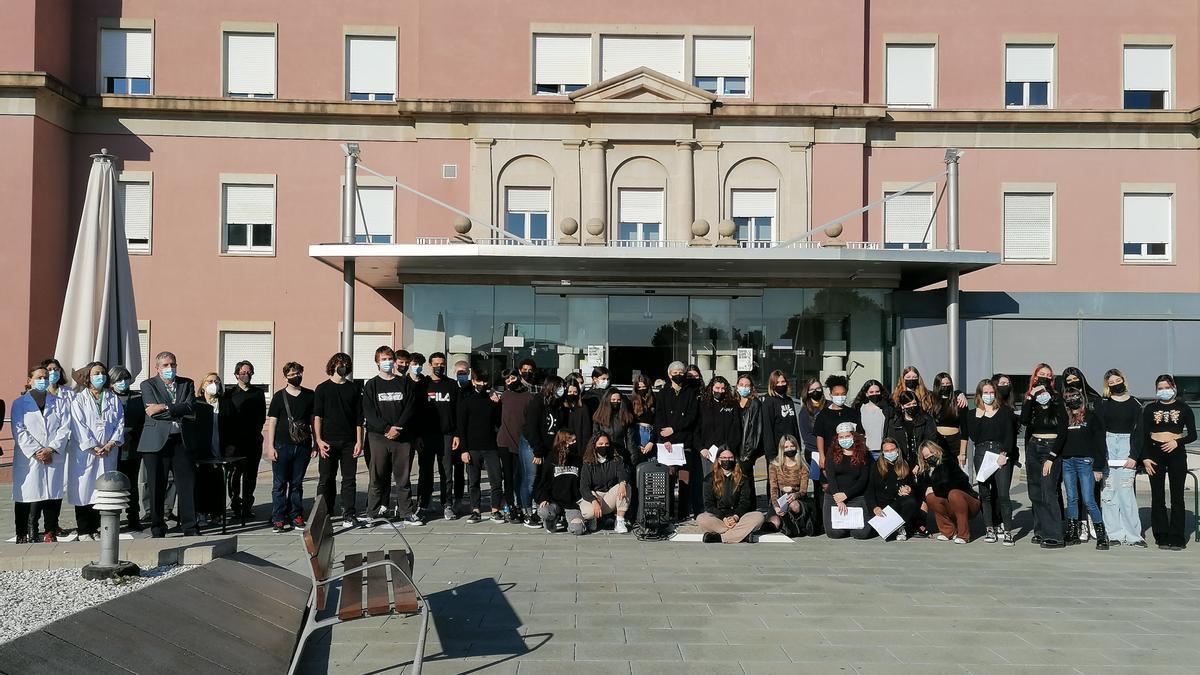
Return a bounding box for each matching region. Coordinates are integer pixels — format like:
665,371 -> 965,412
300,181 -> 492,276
868,505 -> 905,539
736,347 -> 753,372
975,451 -> 1002,483
503,335 -> 525,348
656,443 -> 687,466
829,506 -> 864,530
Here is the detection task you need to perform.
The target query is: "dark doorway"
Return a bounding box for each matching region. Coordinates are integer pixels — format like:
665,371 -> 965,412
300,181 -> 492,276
608,295 -> 688,384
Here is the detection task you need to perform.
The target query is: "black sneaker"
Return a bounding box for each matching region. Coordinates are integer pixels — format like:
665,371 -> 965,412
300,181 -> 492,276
272,521 -> 286,534
466,512 -> 482,523
525,513 -> 543,529
702,532 -> 722,544
1131,540 -> 1148,549
404,513 -> 425,526
912,526 -> 930,539
1040,538 -> 1064,549
490,511 -> 504,523
1031,534 -> 1043,545
1157,543 -> 1173,550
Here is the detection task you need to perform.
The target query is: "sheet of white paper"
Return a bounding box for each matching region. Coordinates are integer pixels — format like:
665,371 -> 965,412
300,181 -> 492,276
1107,459 -> 1129,468
703,445 -> 719,461
975,451 -> 1002,483
829,506 -> 864,530
868,505 -> 905,538
656,443 -> 687,466
776,494 -> 790,511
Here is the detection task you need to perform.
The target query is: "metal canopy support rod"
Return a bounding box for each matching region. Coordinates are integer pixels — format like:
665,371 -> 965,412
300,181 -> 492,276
341,143 -> 359,356
945,148 -> 962,386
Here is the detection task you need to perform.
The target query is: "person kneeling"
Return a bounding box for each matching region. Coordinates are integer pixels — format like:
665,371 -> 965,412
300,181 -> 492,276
866,438 -> 925,541
916,440 -> 980,544
824,423 -> 875,540
579,432 -> 631,534
698,447 -> 764,543
535,430 -> 585,535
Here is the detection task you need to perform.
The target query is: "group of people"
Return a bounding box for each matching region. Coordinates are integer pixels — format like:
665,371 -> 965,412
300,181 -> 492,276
7,347 -> 1193,552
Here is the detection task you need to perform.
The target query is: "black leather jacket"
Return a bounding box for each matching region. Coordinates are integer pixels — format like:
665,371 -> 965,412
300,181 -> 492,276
738,397 -> 763,462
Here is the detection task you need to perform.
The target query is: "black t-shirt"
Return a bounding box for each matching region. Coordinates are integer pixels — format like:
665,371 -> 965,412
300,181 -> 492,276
268,387 -> 316,447
313,379 -> 362,445
812,406 -> 862,451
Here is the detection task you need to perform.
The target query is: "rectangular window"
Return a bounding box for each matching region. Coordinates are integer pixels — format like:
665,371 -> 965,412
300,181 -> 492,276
731,189 -> 776,247
693,37 -> 751,97
885,44 -> 935,108
352,186 -> 395,243
1005,44 -> 1053,108
883,191 -> 934,249
504,188 -> 551,242
1003,193 -> 1054,262
533,34 -> 591,95
601,36 -> 684,81
224,32 -> 276,98
346,36 -> 396,101
118,180 -> 152,253
132,328 -> 150,388
1122,193 -> 1172,261
617,188 -> 665,244
223,184 -> 275,253
220,331 -> 273,390
1123,45 -> 1171,109
100,28 -> 152,95
351,332 -> 393,380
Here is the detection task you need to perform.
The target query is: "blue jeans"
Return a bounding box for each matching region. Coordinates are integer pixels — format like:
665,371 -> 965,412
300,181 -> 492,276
1062,457 -> 1103,523
272,443 -> 310,523
1100,433 -> 1142,544
517,438 -> 537,510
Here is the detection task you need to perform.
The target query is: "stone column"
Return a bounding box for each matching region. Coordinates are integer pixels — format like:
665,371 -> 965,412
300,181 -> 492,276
695,141 -> 722,227
674,140 -> 696,242
787,141 -> 812,241
583,138 -> 608,244
469,138 -> 495,224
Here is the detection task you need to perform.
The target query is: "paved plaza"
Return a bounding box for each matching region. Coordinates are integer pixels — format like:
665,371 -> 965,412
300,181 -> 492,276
2,463 -> 1198,674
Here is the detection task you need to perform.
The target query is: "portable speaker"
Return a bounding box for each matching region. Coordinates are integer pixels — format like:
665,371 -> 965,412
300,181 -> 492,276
636,459 -> 671,535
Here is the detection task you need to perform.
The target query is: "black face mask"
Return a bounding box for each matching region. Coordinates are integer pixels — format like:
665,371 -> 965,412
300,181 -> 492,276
996,385 -> 1012,398
397,365 -> 409,376
507,381 -> 523,392
1065,397 -> 1083,410
807,389 -> 822,402
867,393 -> 882,404
474,383 -> 487,393
636,388 -> 648,396
610,401 -> 621,410
939,385 -> 953,397
904,379 -> 918,390
719,460 -> 736,471
903,405 -> 917,417
432,366 -> 446,378
783,449 -> 798,458
335,365 -> 351,378
595,445 -> 609,456
287,376 -> 303,387
1110,382 -> 1127,395
1038,376 -> 1053,387
565,393 -> 579,403
775,383 -> 788,396
521,371 -> 534,382
712,390 -> 725,401
671,374 -> 686,386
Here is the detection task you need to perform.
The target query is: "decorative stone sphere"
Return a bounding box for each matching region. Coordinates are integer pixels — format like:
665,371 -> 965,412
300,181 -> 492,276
718,219 -> 736,238
826,222 -> 844,238
585,218 -> 606,236
691,219 -> 710,238
452,216 -> 472,235
559,217 -> 579,236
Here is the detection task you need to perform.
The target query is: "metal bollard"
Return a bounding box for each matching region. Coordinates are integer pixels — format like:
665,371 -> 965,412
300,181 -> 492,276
82,471 -> 141,580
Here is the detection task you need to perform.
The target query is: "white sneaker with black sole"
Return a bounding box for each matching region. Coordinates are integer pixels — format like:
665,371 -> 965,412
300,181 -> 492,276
444,505 -> 456,521
404,513 -> 424,526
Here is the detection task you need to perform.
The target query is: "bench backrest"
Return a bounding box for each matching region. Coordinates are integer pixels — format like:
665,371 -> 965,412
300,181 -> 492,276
303,495 -> 335,588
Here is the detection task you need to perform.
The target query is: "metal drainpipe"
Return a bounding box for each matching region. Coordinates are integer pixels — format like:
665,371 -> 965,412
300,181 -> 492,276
945,149 -> 961,387
342,144 -> 359,357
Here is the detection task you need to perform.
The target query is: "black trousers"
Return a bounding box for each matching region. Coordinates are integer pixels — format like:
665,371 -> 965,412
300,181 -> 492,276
227,442 -> 263,514
1148,448 -> 1188,547
977,461 -> 1015,531
366,433 -> 412,517
144,436 -> 197,535
195,462 -> 226,518
116,450 -> 142,523
1026,437 -> 1063,541
885,494 -> 926,535
500,448 -> 517,512
15,500 -> 62,538
418,433 -> 461,508
318,439 -> 359,517
467,450 -> 504,512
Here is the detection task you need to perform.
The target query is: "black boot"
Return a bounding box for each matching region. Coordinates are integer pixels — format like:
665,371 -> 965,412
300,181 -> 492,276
1064,519 -> 1079,546
1095,522 -> 1110,550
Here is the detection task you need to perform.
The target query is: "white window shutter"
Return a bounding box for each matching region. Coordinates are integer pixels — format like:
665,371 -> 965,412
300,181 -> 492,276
506,188 -> 551,213
534,35 -> 591,86
226,33 -> 275,95
225,184 -> 275,224
1003,193 -> 1053,261
731,189 -> 776,218
347,36 -> 397,95
355,186 -> 395,239
1005,45 -> 1053,82
694,37 -> 751,77
886,44 -> 935,106
119,181 -> 152,246
221,331 -> 273,386
1124,45 -> 1171,91
132,329 -> 150,388
619,188 -> 665,223
1123,193 -> 1171,243
601,36 -> 684,81
101,29 -> 153,80
884,192 -> 934,245
352,333 -> 392,380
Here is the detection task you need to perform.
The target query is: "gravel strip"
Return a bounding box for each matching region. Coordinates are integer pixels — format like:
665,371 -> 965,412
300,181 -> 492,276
0,564 -> 195,644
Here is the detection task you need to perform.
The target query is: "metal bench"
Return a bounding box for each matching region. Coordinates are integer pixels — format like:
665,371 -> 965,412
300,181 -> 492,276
289,495 -> 430,675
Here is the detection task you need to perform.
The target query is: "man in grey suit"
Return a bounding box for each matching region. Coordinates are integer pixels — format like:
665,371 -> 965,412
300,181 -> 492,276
139,351 -> 199,537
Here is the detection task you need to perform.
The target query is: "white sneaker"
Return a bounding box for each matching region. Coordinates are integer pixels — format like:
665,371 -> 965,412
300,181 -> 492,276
953,536 -> 968,544
895,531 -> 907,542
615,519 -> 628,534
935,533 -> 950,542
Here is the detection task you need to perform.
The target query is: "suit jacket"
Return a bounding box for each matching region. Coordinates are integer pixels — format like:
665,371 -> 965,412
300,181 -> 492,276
139,376 -> 197,454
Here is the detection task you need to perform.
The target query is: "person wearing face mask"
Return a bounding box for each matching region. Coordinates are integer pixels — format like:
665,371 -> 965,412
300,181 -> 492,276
797,376 -> 827,532
883,390 -> 937,469
108,365 -> 146,531
453,360 -> 471,390
960,379 -> 1016,545
1054,385 -> 1109,550
1059,366 -> 1102,542
518,358 -> 538,387
764,435 -> 811,537
523,376 -> 567,529
852,379 -> 892,461
314,353 -> 364,528
630,375 -> 657,464
929,372 -> 966,464
761,371 -> 801,463
191,372 -> 228,528
593,390 -> 639,463
699,447 -> 763,544
891,366 -> 932,412
697,376 -> 743,478
915,440 -> 980,543
812,375 -> 862,483
579,432 -> 632,533
1095,369 -> 1145,547
1020,362 -> 1067,548
12,366 -> 72,543
824,423 -> 874,540
655,362 -> 701,521
686,364 -> 704,383
734,375 -> 765,489
40,358 -> 74,400
534,430 -> 584,534
581,366 -> 611,418
265,362 -> 316,533
417,352 -> 463,522
1140,374 -> 1195,551
456,371 -> 504,522
66,361 -> 124,541
139,351 -> 199,538
363,346 -> 421,526
496,369 -> 533,524
224,360 -> 266,521
562,382 -> 594,461
866,438 -> 924,541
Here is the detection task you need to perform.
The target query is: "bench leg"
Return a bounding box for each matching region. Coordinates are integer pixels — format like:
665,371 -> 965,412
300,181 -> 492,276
288,596 -> 318,675
1189,471 -> 1199,543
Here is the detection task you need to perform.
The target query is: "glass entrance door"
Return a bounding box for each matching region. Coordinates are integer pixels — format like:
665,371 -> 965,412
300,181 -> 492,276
608,295 -> 689,384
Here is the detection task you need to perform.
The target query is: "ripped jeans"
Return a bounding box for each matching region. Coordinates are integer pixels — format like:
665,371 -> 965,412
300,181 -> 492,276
1100,432 -> 1142,544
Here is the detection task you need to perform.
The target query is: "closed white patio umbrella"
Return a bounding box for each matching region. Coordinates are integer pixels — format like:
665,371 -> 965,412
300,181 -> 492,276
54,149 -> 141,379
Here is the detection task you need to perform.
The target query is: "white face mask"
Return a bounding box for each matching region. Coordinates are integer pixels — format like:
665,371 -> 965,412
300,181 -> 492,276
597,378 -> 609,389
205,382 -> 220,396
981,393 -> 995,406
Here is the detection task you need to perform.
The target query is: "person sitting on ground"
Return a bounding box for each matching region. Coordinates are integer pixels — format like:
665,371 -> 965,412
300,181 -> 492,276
916,439 -> 980,544
578,432 -> 631,534
764,435 -> 811,537
534,430 -> 584,534
698,446 -> 764,544
866,437 -> 925,541
824,422 -> 875,540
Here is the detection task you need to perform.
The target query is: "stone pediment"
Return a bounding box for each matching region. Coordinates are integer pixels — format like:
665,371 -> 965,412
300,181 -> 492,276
569,67 -> 717,115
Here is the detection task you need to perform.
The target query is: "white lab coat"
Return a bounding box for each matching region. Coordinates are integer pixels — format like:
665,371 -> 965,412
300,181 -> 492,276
11,391 -> 72,503
67,390 -> 125,506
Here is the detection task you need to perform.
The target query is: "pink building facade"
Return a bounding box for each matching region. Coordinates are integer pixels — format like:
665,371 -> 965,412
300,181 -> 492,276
2,0 -> 1198,400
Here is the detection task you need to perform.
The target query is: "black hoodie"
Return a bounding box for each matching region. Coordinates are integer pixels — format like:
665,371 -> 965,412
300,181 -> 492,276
697,395 -> 743,457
